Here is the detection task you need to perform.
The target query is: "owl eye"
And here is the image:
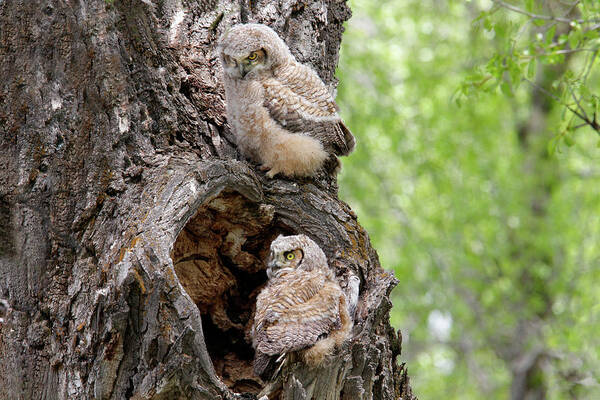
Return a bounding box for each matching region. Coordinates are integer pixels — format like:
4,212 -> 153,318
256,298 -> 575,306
284,251 -> 295,260
247,51 -> 258,61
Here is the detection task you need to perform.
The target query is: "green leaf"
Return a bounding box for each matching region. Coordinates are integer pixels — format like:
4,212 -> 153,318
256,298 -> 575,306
558,117 -> 572,133
525,0 -> 535,12
527,59 -> 537,79
558,34 -> 568,44
507,57 -> 521,86
569,30 -> 582,50
484,17 -> 493,32
546,25 -> 557,46
585,29 -> 599,40
472,10 -> 487,25
564,134 -> 575,147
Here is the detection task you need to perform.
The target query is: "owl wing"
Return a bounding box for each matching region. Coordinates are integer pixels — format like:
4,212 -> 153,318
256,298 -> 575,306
262,64 -> 355,156
253,274 -> 342,356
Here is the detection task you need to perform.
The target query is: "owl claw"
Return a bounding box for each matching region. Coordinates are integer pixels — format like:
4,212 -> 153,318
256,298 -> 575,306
274,353 -> 287,376
261,165 -> 279,178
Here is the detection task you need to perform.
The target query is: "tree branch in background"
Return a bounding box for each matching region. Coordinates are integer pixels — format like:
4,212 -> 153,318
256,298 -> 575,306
524,78 -> 600,135
491,0 -> 598,24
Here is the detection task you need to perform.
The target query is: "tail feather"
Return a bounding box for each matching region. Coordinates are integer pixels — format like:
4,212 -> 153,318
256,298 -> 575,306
338,121 -> 356,155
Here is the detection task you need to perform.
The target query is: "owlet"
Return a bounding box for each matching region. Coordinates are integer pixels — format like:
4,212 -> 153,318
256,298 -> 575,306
251,234 -> 353,376
218,24 -> 355,178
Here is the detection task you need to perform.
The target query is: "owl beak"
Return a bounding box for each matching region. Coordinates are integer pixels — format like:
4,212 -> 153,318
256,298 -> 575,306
266,257 -> 282,279
238,63 -> 247,78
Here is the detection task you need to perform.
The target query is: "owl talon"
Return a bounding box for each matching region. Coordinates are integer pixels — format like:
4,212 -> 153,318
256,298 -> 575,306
265,169 -> 279,178
259,164 -> 278,178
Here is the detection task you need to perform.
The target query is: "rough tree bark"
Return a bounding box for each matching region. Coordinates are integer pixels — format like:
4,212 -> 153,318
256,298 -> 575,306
0,1 -> 415,399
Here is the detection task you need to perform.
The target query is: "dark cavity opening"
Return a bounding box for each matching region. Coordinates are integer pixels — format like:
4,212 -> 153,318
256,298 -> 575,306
171,191 -> 289,394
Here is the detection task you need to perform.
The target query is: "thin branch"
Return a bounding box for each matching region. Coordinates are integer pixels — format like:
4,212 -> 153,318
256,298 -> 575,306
567,84 -> 590,121
586,23 -> 600,32
582,50 -> 598,82
506,0 -> 578,52
548,48 -> 596,55
524,77 -> 567,103
524,78 -> 600,133
512,18 -> 534,53
492,0 -> 599,24
564,0 -> 582,20
492,0 -> 574,23
556,0 -> 580,7
521,48 -> 597,59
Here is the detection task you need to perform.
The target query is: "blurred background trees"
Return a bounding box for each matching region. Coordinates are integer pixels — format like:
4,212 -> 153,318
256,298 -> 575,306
337,0 -> 600,398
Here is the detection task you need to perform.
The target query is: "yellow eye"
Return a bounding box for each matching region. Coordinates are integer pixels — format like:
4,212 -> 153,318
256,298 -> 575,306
248,52 -> 258,61
285,252 -> 295,260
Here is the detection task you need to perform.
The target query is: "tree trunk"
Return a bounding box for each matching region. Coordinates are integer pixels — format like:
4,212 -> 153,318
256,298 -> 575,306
0,1 -> 414,399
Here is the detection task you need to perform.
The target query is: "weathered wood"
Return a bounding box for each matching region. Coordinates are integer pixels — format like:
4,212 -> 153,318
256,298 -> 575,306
0,0 -> 415,398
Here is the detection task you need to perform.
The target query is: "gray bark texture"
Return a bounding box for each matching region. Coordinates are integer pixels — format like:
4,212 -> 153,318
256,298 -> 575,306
0,0 -> 415,399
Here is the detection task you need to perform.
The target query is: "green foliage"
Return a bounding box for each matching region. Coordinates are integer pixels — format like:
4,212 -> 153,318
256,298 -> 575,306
460,0 -> 600,150
337,0 -> 600,398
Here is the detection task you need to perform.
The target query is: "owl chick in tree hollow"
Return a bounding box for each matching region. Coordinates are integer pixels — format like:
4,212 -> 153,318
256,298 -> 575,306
251,234 -> 353,376
218,24 -> 355,178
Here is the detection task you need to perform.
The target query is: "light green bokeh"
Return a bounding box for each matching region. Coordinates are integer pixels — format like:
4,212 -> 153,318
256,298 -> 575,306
337,0 -> 600,398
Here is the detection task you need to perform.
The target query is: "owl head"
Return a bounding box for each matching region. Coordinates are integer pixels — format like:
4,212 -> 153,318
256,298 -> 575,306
266,234 -> 328,279
218,23 -> 293,79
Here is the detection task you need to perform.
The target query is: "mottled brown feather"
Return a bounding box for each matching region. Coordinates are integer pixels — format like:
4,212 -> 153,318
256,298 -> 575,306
263,63 -> 356,156
253,270 -> 342,355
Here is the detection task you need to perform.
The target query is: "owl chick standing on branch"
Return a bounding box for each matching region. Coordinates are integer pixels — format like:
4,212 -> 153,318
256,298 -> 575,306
251,234 -> 353,377
218,24 -> 355,178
